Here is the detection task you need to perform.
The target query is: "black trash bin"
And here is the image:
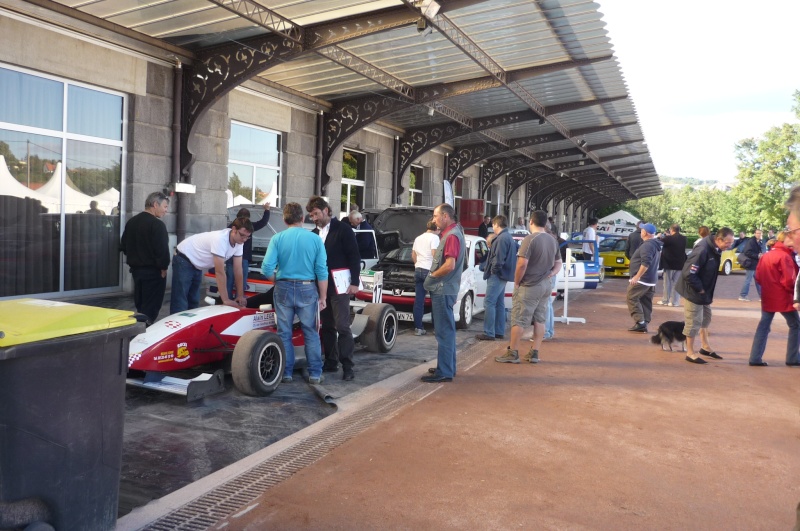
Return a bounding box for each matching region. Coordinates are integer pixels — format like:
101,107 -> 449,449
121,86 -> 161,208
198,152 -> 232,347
0,298 -> 145,531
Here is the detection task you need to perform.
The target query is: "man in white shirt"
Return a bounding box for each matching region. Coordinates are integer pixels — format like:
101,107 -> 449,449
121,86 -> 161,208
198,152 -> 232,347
581,218 -> 599,261
170,218 -> 253,313
411,220 -> 440,336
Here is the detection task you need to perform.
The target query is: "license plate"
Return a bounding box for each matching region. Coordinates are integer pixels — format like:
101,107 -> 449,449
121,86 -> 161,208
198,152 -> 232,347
397,312 -> 414,321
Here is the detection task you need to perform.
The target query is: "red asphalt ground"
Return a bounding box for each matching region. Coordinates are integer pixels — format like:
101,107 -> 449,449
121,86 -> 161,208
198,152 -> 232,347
219,273 -> 800,530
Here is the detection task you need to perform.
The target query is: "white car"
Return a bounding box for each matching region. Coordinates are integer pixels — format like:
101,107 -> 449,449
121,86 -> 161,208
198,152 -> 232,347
356,234 -> 599,329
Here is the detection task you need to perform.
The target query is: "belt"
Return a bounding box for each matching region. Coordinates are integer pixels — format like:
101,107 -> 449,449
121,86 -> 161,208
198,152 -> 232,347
175,250 -> 200,271
277,279 -> 314,284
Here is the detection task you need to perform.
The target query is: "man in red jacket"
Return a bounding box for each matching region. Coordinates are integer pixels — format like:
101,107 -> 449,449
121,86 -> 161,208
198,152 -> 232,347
747,232 -> 799,366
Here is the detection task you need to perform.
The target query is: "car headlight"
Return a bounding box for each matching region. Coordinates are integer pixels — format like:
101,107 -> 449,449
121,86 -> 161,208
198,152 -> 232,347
616,257 -> 625,264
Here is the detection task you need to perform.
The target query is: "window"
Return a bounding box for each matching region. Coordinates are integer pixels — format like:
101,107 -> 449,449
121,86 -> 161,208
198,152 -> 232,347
228,122 -> 281,207
454,175 -> 463,217
0,65 -> 125,298
408,165 -> 423,206
341,149 -> 365,216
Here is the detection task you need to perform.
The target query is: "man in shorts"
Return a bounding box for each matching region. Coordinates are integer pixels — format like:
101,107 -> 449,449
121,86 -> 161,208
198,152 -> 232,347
496,210 -> 562,364
676,227 -> 735,364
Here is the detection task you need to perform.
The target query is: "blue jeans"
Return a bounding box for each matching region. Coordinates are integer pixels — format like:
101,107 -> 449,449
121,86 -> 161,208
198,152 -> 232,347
545,274 -> 557,338
225,258 -> 249,299
170,254 -> 203,314
431,292 -> 457,378
273,281 -> 323,378
661,269 -> 681,305
414,268 -> 430,329
748,310 -> 800,364
483,275 -> 507,337
740,269 -> 761,298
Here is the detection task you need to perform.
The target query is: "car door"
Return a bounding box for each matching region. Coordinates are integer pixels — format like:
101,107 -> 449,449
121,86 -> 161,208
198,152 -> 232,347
471,239 -> 489,314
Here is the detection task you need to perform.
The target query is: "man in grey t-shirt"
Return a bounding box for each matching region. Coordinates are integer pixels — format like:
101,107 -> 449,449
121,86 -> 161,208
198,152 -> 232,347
496,210 -> 562,365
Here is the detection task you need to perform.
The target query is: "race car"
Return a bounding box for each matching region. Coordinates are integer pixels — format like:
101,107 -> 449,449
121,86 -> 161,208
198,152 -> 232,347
598,236 -> 630,277
126,292 -> 397,401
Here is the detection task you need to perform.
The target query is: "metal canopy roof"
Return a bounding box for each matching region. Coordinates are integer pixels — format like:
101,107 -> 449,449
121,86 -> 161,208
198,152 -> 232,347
28,0 -> 662,209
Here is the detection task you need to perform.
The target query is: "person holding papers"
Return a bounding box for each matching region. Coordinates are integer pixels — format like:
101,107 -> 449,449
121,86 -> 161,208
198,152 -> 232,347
307,196 -> 361,381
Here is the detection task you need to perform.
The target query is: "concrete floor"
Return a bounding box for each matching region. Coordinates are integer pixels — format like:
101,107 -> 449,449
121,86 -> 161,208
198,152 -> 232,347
116,272 -> 800,530
81,287 -> 491,518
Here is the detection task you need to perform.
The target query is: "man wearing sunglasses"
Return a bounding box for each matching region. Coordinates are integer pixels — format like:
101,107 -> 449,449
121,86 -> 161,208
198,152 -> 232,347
170,217 -> 254,313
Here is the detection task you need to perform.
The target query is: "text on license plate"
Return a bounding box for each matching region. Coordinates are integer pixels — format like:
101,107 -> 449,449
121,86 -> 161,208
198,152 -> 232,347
397,312 -> 414,321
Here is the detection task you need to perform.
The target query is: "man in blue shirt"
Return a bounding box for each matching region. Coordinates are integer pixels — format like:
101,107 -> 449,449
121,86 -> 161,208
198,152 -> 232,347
475,215 -> 516,341
626,223 -> 662,333
262,203 -> 328,384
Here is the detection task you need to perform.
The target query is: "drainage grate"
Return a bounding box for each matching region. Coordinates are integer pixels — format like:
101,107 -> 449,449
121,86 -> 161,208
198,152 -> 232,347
143,341 -> 487,530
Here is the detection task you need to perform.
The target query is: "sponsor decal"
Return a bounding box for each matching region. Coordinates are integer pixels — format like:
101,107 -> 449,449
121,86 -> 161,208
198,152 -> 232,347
253,312 -> 277,328
175,342 -> 190,363
163,320 -> 181,329
178,312 -> 197,317
393,288 -> 403,296
154,351 -> 174,363
128,352 -> 142,367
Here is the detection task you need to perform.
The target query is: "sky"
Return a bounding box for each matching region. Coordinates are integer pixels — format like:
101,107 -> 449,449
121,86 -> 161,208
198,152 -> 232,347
597,1 -> 800,182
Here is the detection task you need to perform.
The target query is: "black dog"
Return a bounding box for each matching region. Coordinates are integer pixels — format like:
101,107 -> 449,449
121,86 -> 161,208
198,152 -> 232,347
651,321 -> 687,352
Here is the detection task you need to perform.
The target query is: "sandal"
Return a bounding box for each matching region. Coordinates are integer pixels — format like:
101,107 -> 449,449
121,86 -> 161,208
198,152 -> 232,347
699,348 -> 723,360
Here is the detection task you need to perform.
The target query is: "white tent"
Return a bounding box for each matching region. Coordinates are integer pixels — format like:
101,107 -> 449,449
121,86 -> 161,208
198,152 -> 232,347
0,155 -> 58,212
598,210 -> 639,226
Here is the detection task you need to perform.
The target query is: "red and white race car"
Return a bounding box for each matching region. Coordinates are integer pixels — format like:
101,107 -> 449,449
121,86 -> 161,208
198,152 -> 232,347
126,293 -> 397,401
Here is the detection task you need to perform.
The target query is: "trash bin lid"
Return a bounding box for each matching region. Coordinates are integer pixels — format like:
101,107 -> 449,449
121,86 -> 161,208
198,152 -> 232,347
0,298 -> 137,347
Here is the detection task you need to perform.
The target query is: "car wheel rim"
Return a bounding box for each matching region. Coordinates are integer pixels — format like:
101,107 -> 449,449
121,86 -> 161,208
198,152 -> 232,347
258,342 -> 281,385
383,313 -> 397,346
465,296 -> 473,324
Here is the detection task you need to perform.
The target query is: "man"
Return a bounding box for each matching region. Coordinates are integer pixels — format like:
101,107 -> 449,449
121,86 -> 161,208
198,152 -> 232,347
625,220 -> 643,259
348,210 -> 376,259
676,227 -> 735,364
478,215 -> 491,238
422,203 -> 465,382
581,217 -> 599,261
262,203 -> 328,384
411,219 -> 440,336
496,210 -> 562,365
307,196 -> 361,381
626,223 -> 662,332
86,200 -> 105,215
170,217 -> 253,314
658,224 -> 687,307
475,215 -> 516,341
733,231 -> 747,251
225,202 -> 270,299
738,229 -> 764,302
763,229 -> 775,247
513,217 -> 526,230
120,191 -> 170,325
784,186 -> 800,311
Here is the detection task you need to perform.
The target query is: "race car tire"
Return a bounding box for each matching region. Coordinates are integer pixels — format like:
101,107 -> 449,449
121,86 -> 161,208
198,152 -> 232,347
359,303 -> 397,352
232,330 -> 286,396
599,267 -> 606,283
456,292 -> 473,330
722,260 -> 732,276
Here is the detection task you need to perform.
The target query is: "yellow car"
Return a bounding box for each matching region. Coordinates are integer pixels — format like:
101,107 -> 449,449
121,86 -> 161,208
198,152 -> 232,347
599,236 -> 630,277
719,249 -> 743,275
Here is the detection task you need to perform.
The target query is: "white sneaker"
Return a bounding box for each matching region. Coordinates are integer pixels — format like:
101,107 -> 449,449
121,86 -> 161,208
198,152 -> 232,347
414,328 -> 427,336
738,297 -> 750,302
657,301 -> 667,305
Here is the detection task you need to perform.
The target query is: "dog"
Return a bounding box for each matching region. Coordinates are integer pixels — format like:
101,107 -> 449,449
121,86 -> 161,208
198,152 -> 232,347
651,321 -> 687,352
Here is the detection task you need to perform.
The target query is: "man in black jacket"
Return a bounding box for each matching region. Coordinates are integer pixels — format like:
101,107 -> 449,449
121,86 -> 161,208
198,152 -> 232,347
676,228 -> 735,364
307,196 -> 361,381
478,215 -> 491,238
121,191 -> 170,325
625,220 -> 643,259
738,229 -> 763,302
658,224 -> 687,307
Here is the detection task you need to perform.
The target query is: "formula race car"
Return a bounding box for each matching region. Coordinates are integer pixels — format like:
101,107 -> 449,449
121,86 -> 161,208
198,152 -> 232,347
126,292 -> 397,401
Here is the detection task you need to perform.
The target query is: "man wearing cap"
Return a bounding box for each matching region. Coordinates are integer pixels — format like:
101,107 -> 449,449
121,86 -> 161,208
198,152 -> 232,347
626,223 -> 662,332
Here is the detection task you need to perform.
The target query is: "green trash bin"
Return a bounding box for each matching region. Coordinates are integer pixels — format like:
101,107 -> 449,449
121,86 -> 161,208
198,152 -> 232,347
0,298 -> 145,531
